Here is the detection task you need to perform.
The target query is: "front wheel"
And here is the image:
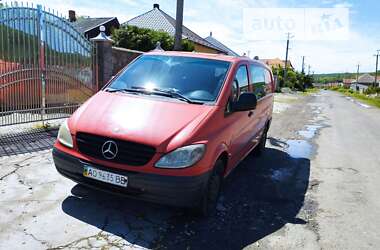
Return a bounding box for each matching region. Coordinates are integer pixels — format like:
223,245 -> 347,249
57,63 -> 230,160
194,160 -> 224,217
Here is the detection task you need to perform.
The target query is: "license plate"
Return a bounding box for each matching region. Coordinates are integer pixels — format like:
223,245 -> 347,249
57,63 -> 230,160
83,165 -> 128,187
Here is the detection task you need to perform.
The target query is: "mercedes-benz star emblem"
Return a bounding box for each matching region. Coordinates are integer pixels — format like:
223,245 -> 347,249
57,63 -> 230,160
101,140 -> 118,160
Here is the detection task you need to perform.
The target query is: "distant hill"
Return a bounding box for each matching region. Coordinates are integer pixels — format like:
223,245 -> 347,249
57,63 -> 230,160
314,72 -> 376,83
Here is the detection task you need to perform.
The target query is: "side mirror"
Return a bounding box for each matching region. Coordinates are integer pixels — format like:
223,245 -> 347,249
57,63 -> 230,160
233,92 -> 257,112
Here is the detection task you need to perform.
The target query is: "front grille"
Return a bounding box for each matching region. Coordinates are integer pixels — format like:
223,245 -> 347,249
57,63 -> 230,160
76,132 -> 156,166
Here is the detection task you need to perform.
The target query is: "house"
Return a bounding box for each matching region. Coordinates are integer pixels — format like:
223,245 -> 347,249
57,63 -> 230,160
68,10 -> 120,39
124,4 -> 227,54
204,32 -> 239,56
260,58 -> 294,70
342,78 -> 355,88
357,73 -> 375,85
350,74 -> 378,92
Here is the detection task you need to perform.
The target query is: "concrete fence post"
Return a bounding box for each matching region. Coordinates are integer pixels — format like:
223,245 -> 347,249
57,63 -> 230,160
91,26 -> 113,91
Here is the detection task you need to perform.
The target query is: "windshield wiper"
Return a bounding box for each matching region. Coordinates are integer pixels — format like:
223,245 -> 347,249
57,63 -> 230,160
130,86 -> 204,104
106,86 -> 203,104
105,88 -> 141,94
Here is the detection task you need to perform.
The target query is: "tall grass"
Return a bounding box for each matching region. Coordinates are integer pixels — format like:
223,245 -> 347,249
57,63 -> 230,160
330,87 -> 380,108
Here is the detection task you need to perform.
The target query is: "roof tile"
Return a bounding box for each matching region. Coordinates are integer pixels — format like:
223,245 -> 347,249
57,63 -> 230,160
73,17 -> 116,33
125,8 -> 226,53
204,35 -> 239,56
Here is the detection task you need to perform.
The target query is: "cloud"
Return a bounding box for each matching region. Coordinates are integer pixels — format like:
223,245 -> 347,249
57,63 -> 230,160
333,1 -> 354,8
184,0 -> 375,73
17,0 -> 377,73
31,0 -> 139,22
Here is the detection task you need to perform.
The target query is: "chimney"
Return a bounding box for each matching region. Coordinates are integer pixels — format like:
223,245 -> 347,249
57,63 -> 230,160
153,3 -> 160,9
68,10 -> 76,22
210,31 -> 212,37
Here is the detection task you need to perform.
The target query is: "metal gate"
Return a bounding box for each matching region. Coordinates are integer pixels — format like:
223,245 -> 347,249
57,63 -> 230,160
0,2 -> 96,126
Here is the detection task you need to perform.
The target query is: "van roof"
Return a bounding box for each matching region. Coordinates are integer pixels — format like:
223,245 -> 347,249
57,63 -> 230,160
145,51 -> 270,69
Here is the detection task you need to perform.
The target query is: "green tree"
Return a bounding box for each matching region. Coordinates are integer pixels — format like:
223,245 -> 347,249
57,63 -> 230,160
112,25 -> 194,52
303,74 -> 314,89
272,65 -> 314,91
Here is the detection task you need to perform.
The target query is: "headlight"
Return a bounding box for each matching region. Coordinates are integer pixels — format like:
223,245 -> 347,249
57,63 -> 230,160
155,144 -> 206,169
57,120 -> 73,148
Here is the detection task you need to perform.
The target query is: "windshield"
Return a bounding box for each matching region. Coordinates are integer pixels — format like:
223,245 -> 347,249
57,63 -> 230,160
107,55 -> 231,102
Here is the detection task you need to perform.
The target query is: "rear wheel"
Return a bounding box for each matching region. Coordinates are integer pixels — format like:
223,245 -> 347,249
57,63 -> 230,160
194,159 -> 224,217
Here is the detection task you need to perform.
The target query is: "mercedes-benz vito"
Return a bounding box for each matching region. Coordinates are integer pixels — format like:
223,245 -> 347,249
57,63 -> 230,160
53,51 -> 274,216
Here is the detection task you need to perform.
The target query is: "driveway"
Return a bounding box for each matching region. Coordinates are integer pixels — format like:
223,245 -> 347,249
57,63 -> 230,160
0,90 -> 379,249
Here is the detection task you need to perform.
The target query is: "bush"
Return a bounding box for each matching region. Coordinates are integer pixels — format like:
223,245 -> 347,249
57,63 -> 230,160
364,86 -> 380,95
271,65 -> 313,91
329,86 -> 380,108
112,25 -> 195,52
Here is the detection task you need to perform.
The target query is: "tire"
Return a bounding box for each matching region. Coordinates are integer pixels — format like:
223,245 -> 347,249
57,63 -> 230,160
194,159 -> 224,217
253,126 -> 268,156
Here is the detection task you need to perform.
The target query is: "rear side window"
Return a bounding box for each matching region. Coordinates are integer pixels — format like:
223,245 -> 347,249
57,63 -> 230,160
250,65 -> 266,99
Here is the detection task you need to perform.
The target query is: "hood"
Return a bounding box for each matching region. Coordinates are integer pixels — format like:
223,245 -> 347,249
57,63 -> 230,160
69,91 -> 214,152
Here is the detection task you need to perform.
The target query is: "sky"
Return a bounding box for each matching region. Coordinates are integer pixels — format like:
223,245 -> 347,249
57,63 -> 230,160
23,0 -> 380,73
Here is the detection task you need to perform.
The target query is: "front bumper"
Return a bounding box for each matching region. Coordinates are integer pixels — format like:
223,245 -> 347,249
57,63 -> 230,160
52,148 -> 211,207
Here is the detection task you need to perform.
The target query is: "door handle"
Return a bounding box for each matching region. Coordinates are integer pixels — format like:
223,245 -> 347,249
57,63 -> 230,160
248,111 -> 254,117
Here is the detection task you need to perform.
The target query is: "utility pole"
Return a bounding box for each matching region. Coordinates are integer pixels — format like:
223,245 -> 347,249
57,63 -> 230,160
374,50 -> 379,87
308,65 -> 311,75
283,33 -> 292,87
356,63 -> 360,82
356,63 -> 360,91
301,56 -> 305,74
174,0 -> 184,51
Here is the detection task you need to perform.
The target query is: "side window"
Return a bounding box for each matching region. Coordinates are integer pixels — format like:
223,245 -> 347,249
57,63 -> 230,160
264,70 -> 273,94
250,65 -> 266,99
226,65 -> 249,113
235,65 -> 249,95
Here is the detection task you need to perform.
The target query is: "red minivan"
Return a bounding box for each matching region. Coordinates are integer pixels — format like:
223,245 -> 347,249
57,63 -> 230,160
53,51 -> 274,215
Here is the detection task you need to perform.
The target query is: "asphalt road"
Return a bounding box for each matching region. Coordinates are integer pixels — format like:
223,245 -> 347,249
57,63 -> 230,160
310,91 -> 380,249
0,90 -> 379,249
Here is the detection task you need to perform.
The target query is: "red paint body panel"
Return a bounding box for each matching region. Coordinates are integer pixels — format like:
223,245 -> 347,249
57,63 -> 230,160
69,91 -> 214,152
55,52 -> 274,178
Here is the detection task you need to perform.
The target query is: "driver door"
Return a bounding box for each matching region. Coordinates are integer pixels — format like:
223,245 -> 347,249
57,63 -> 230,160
224,64 -> 253,172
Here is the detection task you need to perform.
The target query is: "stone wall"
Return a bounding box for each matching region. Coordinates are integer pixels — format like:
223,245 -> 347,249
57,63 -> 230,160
112,47 -> 143,75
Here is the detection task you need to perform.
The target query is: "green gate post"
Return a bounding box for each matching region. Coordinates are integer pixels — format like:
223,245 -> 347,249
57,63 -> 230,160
91,26 -> 113,91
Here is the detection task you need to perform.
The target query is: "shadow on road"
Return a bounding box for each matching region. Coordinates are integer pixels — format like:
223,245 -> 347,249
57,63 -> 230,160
61,146 -> 310,249
0,128 -> 58,157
